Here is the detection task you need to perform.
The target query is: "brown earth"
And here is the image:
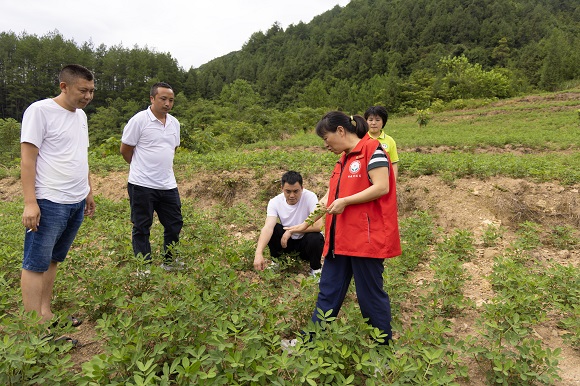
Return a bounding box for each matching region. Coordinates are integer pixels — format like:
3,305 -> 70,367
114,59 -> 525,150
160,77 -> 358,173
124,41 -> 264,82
1,166 -> 579,385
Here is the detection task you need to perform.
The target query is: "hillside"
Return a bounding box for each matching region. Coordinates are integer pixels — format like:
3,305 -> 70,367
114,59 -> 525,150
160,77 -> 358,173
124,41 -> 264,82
1,91 -> 579,384
2,0 -> 579,126
194,0 -> 580,105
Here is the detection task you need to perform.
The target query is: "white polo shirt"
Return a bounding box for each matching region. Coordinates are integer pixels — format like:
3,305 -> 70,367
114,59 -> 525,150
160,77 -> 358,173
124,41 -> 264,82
267,188 -> 318,239
20,98 -> 90,204
121,107 -> 180,190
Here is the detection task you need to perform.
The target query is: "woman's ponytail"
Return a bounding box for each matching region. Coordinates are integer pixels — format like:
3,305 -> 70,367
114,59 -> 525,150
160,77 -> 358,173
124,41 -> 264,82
352,115 -> 368,138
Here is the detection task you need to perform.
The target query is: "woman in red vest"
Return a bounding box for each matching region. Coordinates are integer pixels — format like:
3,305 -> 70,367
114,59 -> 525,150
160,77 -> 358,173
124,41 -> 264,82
286,111 -> 401,343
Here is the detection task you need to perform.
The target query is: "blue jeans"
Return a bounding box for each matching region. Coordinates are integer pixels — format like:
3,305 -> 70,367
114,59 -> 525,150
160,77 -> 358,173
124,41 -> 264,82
127,183 -> 183,262
312,254 -> 392,342
22,199 -> 85,272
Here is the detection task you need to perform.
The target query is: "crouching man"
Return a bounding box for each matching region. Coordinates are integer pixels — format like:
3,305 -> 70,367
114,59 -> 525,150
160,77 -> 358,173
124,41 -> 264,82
254,171 -> 324,277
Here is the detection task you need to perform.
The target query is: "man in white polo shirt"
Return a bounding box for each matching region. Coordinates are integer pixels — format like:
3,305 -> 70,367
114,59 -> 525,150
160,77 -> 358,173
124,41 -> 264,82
253,171 -> 324,277
120,82 -> 183,271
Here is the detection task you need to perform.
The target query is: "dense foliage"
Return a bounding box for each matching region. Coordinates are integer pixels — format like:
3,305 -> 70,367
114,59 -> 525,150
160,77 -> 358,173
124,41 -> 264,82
195,0 -> 580,108
1,0 -> 579,127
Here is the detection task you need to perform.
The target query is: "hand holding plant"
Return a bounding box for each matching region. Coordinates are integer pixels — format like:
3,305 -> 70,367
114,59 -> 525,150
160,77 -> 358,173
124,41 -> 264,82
283,202 -> 327,234
305,202 -> 327,226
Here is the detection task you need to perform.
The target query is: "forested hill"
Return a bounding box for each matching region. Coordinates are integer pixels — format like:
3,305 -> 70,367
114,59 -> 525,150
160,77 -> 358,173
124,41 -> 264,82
0,0 -> 579,122
193,0 -> 579,105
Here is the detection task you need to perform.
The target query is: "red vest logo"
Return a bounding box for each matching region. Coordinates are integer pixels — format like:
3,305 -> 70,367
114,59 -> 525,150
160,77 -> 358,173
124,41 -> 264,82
349,160 -> 361,174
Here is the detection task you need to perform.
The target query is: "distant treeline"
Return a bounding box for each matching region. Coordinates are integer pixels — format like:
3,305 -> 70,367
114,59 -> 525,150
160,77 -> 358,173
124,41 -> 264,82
1,0 -> 579,124
197,0 -> 580,107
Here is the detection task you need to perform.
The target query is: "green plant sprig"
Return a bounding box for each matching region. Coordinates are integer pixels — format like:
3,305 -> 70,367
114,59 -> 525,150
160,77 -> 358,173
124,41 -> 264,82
305,203 -> 327,227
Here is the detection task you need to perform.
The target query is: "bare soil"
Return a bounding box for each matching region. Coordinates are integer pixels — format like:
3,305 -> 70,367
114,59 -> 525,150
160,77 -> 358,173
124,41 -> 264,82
1,165 -> 579,385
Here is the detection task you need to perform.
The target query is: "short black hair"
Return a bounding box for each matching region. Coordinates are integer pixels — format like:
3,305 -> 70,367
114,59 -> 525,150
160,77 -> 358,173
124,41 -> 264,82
364,106 -> 389,128
150,82 -> 173,97
59,64 -> 94,84
281,171 -> 303,186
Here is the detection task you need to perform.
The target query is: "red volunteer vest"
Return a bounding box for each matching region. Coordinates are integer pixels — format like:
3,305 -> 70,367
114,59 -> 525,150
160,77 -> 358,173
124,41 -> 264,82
323,135 -> 401,259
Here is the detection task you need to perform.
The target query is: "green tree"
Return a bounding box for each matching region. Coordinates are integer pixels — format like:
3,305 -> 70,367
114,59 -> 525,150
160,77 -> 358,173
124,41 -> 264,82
539,30 -> 575,91
491,37 -> 511,67
88,98 -> 142,145
219,79 -> 262,112
299,79 -> 330,109
0,118 -> 20,165
436,55 -> 512,100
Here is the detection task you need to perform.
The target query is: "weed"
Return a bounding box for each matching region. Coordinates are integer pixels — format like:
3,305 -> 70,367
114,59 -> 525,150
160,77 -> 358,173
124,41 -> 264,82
547,225 -> 579,250
514,221 -> 542,250
416,109 -> 432,127
423,252 -> 472,317
559,305 -> 580,350
482,223 -> 504,247
436,229 -> 476,261
440,170 -> 456,187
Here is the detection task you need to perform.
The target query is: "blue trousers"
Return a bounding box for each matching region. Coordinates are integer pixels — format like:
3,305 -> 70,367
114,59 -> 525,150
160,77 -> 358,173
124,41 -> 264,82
312,254 -> 392,342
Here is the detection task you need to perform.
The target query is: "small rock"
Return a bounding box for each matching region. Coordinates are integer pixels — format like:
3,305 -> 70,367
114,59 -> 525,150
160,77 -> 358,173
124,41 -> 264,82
483,249 -> 498,259
532,329 -> 543,339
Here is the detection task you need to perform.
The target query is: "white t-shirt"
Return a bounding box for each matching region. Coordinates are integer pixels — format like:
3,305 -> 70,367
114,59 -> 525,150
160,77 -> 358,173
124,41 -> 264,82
267,188 -> 318,240
20,98 -> 90,204
121,107 -> 180,190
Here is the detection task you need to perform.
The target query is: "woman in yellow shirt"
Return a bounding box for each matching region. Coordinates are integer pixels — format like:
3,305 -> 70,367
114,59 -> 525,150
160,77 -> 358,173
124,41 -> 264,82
364,106 -> 399,180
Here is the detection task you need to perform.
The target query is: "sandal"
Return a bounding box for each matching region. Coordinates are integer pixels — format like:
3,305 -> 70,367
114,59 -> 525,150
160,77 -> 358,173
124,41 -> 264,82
67,316 -> 83,327
51,315 -> 83,328
54,336 -> 80,347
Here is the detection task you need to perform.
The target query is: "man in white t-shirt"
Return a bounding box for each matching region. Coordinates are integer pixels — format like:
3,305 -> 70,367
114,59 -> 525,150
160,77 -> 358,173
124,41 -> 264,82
120,82 -> 183,271
20,64 -> 96,329
253,171 -> 324,276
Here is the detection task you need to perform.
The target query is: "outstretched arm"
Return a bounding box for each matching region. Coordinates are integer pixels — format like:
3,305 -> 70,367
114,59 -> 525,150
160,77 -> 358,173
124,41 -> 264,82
254,216 -> 278,271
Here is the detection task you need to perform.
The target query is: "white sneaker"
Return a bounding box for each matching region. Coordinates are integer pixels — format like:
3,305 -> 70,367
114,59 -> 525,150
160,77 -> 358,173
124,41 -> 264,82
267,261 -> 279,270
161,259 -> 185,271
374,363 -> 391,377
309,268 -> 322,283
281,338 -> 298,353
135,269 -> 151,277
309,268 -> 322,277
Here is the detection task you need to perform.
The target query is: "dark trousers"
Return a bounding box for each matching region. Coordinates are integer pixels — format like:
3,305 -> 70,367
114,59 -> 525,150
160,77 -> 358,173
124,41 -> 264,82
268,223 -> 323,270
312,254 -> 392,342
128,183 -> 183,263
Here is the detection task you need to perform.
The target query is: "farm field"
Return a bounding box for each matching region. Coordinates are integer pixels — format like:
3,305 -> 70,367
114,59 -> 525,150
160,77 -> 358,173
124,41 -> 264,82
0,91 -> 579,385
